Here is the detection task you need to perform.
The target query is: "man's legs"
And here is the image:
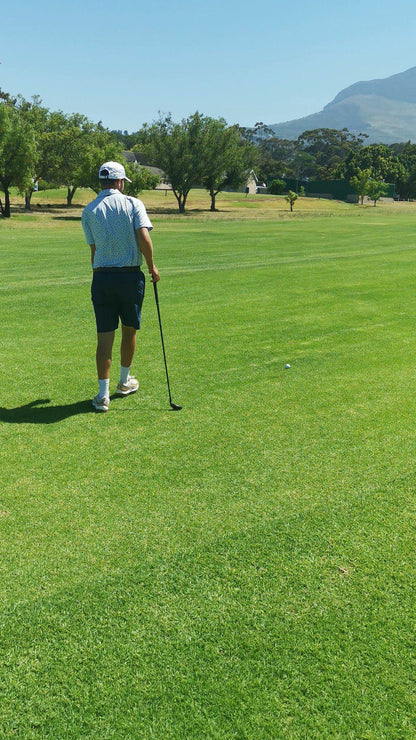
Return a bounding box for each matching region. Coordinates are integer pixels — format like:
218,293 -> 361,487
92,331 -> 115,411
96,331 -> 115,380
120,324 -> 136,369
117,325 -> 139,396
95,325 -> 138,392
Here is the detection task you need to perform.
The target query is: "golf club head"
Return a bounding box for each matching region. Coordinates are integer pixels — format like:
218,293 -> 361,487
170,402 -> 182,411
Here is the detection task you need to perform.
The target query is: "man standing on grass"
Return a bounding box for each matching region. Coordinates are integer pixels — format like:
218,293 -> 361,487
81,161 -> 160,412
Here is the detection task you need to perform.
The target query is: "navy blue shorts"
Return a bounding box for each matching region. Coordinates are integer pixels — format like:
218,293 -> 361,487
91,269 -> 145,333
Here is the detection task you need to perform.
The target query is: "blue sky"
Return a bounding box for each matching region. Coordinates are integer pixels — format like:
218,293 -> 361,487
2,0 -> 416,132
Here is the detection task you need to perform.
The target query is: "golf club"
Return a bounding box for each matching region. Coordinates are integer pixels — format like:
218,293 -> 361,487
153,281 -> 182,411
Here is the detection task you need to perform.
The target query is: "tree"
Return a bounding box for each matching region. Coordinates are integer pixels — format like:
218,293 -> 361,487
342,143 -> 405,185
0,103 -> 37,217
137,112 -> 210,213
111,129 -> 140,150
389,141 -> 416,199
350,168 -> 372,204
239,128 -> 298,182
200,119 -> 257,211
36,110 -> 89,205
298,128 -> 367,179
43,112 -> 120,205
15,95 -> 53,209
285,190 -> 298,211
68,116 -> 114,205
72,138 -> 127,194
292,150 -> 317,184
124,166 -> 160,197
238,122 -> 275,143
367,179 -> 388,206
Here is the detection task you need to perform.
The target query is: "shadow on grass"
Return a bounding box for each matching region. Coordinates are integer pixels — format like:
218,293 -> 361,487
52,215 -> 82,222
0,399 -> 93,424
146,207 -> 230,216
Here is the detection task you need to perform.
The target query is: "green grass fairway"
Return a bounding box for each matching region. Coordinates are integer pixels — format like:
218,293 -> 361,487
1,196 -> 416,738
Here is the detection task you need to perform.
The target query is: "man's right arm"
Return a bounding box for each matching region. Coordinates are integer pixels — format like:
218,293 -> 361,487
82,210 -> 96,267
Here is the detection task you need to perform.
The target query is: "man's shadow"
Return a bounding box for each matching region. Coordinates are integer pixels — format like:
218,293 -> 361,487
0,399 -> 93,424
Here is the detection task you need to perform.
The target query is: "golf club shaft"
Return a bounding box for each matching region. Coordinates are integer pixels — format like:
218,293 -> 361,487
153,281 -> 173,405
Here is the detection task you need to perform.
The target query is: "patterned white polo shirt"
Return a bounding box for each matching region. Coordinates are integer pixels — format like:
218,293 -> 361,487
82,189 -> 153,269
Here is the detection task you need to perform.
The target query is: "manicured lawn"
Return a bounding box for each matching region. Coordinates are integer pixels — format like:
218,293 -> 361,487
1,195 -> 416,738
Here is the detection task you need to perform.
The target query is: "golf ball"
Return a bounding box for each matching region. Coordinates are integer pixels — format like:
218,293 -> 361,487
285,364 -> 291,369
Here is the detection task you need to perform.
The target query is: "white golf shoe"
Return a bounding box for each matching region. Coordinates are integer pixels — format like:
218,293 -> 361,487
92,395 -> 110,412
115,376 -> 139,396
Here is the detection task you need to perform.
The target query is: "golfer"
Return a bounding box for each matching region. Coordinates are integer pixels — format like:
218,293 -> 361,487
81,161 -> 160,412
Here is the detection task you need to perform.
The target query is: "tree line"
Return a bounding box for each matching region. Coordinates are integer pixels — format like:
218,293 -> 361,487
239,123 -> 416,202
3,88 -> 416,218
0,91 -> 257,217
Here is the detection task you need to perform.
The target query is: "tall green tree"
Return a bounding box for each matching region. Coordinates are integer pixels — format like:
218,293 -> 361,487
256,137 -> 297,181
200,119 -> 257,211
389,141 -> 416,199
136,112 -> 209,213
15,95 -> 53,209
78,142 -> 160,196
0,103 -> 37,217
72,138 -> 126,194
342,143 -> 405,185
291,151 -> 317,184
350,168 -> 372,205
239,126 -> 297,182
367,179 -> 388,206
124,166 -> 160,197
61,114 -> 109,205
44,113 -> 121,205
298,128 -> 367,179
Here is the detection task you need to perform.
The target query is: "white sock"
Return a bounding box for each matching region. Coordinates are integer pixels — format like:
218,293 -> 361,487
120,366 -> 131,384
98,379 -> 110,399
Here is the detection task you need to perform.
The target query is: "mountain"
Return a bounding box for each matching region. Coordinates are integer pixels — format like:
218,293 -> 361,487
270,67 -> 416,144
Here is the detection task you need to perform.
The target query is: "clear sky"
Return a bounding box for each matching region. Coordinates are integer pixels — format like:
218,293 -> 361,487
2,0 -> 416,132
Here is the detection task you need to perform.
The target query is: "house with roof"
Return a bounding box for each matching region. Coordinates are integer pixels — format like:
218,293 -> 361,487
245,170 -> 267,194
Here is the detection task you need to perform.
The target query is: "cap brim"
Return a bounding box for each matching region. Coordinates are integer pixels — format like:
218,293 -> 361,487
124,177 -> 132,183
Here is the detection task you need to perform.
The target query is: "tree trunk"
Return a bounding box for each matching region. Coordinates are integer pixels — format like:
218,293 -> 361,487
25,189 -> 33,210
173,189 -> 188,213
67,186 -> 77,206
4,189 -> 11,218
210,190 -> 217,212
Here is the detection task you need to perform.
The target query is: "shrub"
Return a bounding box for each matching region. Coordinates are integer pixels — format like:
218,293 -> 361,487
268,179 -> 286,195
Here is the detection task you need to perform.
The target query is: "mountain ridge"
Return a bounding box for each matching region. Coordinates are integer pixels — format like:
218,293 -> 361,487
270,67 -> 416,144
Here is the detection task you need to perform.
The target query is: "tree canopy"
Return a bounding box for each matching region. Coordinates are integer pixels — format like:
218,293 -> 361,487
3,83 -> 416,218
136,112 -> 211,213
0,102 -> 37,217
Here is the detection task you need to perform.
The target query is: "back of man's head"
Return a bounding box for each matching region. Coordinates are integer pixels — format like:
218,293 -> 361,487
98,161 -> 131,186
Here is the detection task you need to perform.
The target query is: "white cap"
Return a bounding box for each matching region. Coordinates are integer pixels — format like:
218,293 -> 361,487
98,161 -> 132,182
